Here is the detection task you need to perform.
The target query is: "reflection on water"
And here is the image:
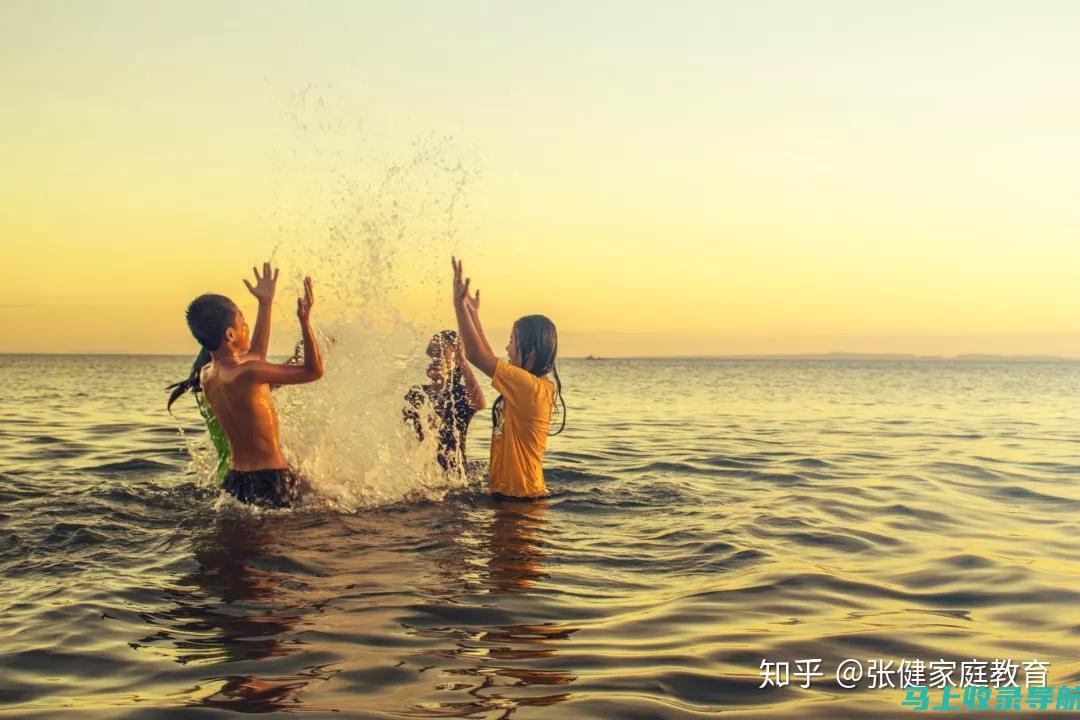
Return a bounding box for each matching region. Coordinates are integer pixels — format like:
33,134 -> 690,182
407,500 -> 577,718
1,356 -> 1080,718
484,500 -> 550,594
138,514 -> 323,711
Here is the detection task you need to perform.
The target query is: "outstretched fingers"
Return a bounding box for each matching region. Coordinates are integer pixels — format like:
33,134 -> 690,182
246,260 -> 279,299
296,276 -> 315,319
452,257 -> 471,303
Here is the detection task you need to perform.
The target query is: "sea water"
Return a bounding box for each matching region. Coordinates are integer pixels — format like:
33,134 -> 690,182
1,355 -> 1079,718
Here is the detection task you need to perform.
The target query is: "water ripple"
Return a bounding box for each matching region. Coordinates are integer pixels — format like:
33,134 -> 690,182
1,356 -> 1078,718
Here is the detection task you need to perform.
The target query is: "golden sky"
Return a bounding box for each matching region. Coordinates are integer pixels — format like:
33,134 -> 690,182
2,1 -> 1078,357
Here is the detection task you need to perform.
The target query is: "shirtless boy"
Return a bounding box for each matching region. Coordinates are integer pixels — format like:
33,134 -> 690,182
183,266 -> 323,507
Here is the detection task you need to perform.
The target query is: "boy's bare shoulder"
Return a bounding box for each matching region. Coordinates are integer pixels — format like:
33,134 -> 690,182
199,360 -> 216,386
233,357 -> 279,382
204,358 -> 259,386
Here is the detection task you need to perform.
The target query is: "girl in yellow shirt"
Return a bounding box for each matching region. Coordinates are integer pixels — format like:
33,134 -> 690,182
451,257 -> 566,499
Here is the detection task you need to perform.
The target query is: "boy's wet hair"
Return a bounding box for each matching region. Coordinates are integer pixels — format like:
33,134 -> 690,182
186,294 -> 237,352
429,329 -> 463,388
492,315 -> 566,436
431,329 -> 458,348
425,330 -> 459,369
165,294 -> 236,411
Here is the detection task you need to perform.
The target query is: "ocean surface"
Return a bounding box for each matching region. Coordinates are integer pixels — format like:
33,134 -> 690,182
2,354 -> 1079,719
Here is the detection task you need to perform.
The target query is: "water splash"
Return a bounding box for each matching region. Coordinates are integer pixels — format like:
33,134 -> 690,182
264,88 -> 480,511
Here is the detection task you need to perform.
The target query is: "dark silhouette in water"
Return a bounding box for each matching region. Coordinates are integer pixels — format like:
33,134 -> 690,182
403,330 -> 485,472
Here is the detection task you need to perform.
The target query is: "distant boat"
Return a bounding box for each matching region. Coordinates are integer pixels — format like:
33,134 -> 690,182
585,354 -> 603,361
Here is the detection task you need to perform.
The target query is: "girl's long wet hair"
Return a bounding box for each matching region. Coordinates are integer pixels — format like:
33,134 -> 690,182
492,315 -> 566,436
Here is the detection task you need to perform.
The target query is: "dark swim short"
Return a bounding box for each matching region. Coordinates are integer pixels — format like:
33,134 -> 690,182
222,468 -> 301,508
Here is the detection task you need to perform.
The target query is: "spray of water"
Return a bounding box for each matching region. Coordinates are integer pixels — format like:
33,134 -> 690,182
260,88 -> 481,511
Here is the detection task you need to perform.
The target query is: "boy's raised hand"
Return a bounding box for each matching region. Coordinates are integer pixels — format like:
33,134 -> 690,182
244,261 -> 279,304
297,276 -> 315,322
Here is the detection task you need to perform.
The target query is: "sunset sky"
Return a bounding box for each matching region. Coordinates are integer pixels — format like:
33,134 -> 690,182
3,1 -> 1078,357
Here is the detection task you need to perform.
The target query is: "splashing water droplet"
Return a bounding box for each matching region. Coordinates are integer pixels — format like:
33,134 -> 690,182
262,92 -> 480,511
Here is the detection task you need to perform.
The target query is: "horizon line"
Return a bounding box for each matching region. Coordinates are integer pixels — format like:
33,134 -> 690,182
1,351 -> 1077,362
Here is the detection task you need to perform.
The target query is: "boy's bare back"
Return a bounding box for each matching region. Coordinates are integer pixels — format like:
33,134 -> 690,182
193,269 -> 322,472
201,360 -> 286,471
177,267 -> 322,507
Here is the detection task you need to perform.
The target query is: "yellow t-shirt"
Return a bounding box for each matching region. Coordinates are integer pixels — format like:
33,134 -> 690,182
489,359 -> 555,497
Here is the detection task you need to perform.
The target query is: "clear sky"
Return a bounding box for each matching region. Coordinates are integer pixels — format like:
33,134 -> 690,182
3,1 -> 1078,356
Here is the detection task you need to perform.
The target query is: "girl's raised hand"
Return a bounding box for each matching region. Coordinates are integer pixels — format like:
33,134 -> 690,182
452,257 -> 482,313
451,257 -> 471,306
464,287 -> 480,315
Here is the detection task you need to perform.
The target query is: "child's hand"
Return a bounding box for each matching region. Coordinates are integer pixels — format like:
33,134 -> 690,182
451,257 -> 480,311
297,277 -> 315,322
464,287 -> 480,315
451,257 -> 472,306
244,261 -> 279,304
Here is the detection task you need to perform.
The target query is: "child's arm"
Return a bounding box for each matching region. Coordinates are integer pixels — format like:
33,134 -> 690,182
243,261 -> 279,360
240,277 -> 324,385
463,289 -> 495,359
455,339 -> 486,411
452,257 -> 498,378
